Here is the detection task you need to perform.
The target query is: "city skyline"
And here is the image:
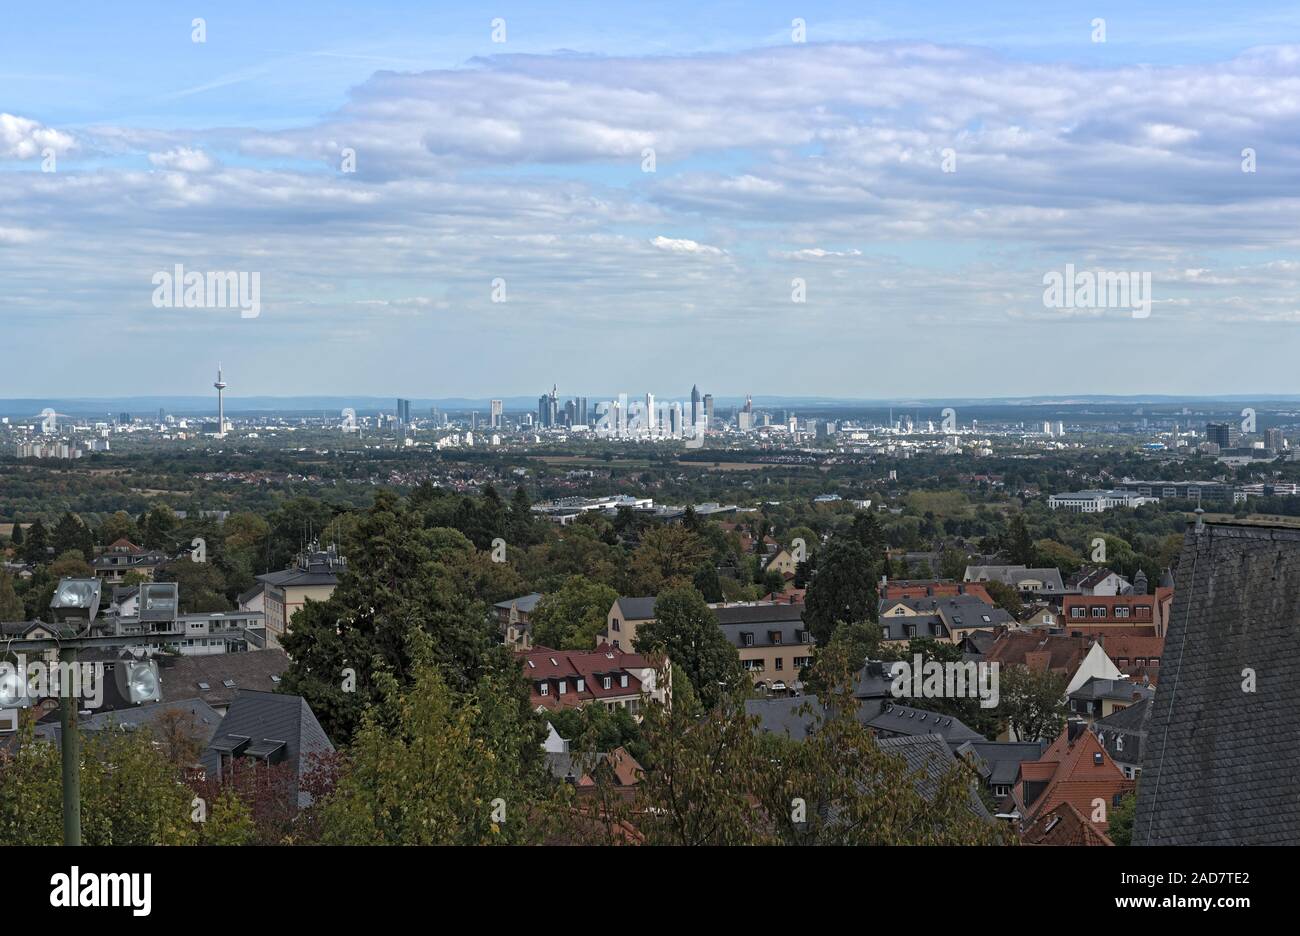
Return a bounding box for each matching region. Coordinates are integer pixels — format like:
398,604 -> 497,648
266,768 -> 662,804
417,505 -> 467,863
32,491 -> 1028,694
5,2 -> 1300,396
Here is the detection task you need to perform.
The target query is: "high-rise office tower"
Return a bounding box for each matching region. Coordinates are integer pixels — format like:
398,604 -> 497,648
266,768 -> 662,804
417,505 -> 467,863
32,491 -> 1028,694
645,393 -> 656,435
1206,422 -> 1239,448
1266,428 -> 1285,451
618,393 -> 628,437
703,393 -> 714,426
396,398 -> 411,425
690,385 -> 701,428
490,399 -> 503,428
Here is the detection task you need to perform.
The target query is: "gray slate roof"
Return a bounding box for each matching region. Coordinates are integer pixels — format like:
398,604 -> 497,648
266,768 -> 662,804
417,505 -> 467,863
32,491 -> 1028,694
876,733 -> 992,819
953,739 -> 1047,787
613,596 -> 657,620
160,649 -> 290,709
201,689 -> 334,807
745,696 -> 824,741
34,698 -> 223,749
866,702 -> 983,742
495,592 -> 543,614
1134,521 -> 1300,845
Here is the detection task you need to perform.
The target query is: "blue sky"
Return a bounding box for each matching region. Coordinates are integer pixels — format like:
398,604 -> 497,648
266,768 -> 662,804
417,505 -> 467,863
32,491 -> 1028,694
4,1 -> 1300,398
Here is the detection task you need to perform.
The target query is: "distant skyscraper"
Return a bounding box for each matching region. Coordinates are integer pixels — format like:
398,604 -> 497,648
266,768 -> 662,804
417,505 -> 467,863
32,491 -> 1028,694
645,392 -> 656,435
1266,427 -> 1285,451
490,399 -> 503,428
396,398 -> 411,425
690,384 -> 701,428
1206,422 -> 1239,448
703,393 -> 714,426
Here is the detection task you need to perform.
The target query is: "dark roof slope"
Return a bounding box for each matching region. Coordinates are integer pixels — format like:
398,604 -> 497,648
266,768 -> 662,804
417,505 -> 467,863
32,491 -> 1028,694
160,649 -> 290,708
201,690 -> 334,807
745,696 -> 824,741
876,733 -> 992,819
1134,521 -> 1300,845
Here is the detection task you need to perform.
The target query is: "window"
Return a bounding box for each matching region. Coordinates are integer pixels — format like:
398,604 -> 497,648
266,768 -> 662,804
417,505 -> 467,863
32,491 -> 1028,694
906,624 -> 917,637
774,658 -> 784,671
612,619 -> 620,631
557,680 -> 567,695
1093,752 -> 1104,765
539,682 -> 549,696
1091,606 -> 1106,618
1114,606 -> 1129,619
576,678 -> 585,692
602,676 -> 612,690
795,629 -> 807,643
1071,607 -> 1085,619
741,632 -> 754,647
769,631 -> 782,645
619,674 -> 628,688
1135,605 -> 1151,619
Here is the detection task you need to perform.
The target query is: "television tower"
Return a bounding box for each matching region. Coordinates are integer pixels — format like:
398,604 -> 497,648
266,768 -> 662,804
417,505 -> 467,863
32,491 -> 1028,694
213,365 -> 228,439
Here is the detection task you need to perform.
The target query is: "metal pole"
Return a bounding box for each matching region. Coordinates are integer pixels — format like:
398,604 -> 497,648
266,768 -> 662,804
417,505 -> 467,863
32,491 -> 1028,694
59,646 -> 81,846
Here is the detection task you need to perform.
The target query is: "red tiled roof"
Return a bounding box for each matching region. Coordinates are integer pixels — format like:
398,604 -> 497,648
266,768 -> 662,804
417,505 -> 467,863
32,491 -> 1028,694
986,632 -> 1092,675
1022,802 -> 1114,846
518,647 -> 653,710
1016,726 -> 1134,833
880,581 -> 994,604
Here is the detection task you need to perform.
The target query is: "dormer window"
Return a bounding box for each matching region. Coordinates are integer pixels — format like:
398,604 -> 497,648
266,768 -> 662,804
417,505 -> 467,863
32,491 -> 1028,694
539,681 -> 549,696
619,674 -> 628,688
602,676 -> 612,690
576,678 -> 585,692
557,680 -> 567,695
1093,752 -> 1104,765
769,631 -> 782,645
741,632 -> 754,647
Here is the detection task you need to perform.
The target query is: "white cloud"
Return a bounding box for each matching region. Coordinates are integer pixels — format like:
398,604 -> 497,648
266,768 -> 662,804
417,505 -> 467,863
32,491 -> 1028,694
650,235 -> 726,256
0,113 -> 75,159
148,147 -> 217,172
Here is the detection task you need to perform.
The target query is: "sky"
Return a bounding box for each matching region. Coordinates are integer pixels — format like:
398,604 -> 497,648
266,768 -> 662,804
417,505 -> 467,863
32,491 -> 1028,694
4,1 -> 1300,400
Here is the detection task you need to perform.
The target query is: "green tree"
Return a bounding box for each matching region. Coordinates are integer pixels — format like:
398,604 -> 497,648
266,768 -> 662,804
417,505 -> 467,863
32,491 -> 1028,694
997,665 -> 1068,742
633,586 -> 744,711
530,576 -> 619,650
319,648 -> 557,845
49,550 -> 93,579
10,522 -> 23,546
1108,786 -> 1137,845
22,518 -> 48,565
1007,514 -> 1035,566
802,536 -> 877,646
629,525 -> 711,593
0,571 -> 23,620
983,580 -> 1023,617
281,490 -> 510,744
98,510 -> 139,546
199,787 -> 257,845
52,511 -> 94,560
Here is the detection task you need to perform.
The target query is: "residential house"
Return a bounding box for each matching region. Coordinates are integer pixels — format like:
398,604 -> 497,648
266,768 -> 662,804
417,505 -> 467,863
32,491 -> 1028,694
255,546 -> 346,644
1067,677 -> 1153,723
1003,720 -> 1134,837
494,592 -> 543,649
1061,590 -> 1173,637
954,739 -> 1049,801
602,596 -> 658,651
1067,567 -> 1131,596
714,603 -> 813,694
1090,697 -> 1149,780
964,565 -> 1068,599
518,646 -> 668,717
91,538 -> 168,584
879,593 -> 1012,644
